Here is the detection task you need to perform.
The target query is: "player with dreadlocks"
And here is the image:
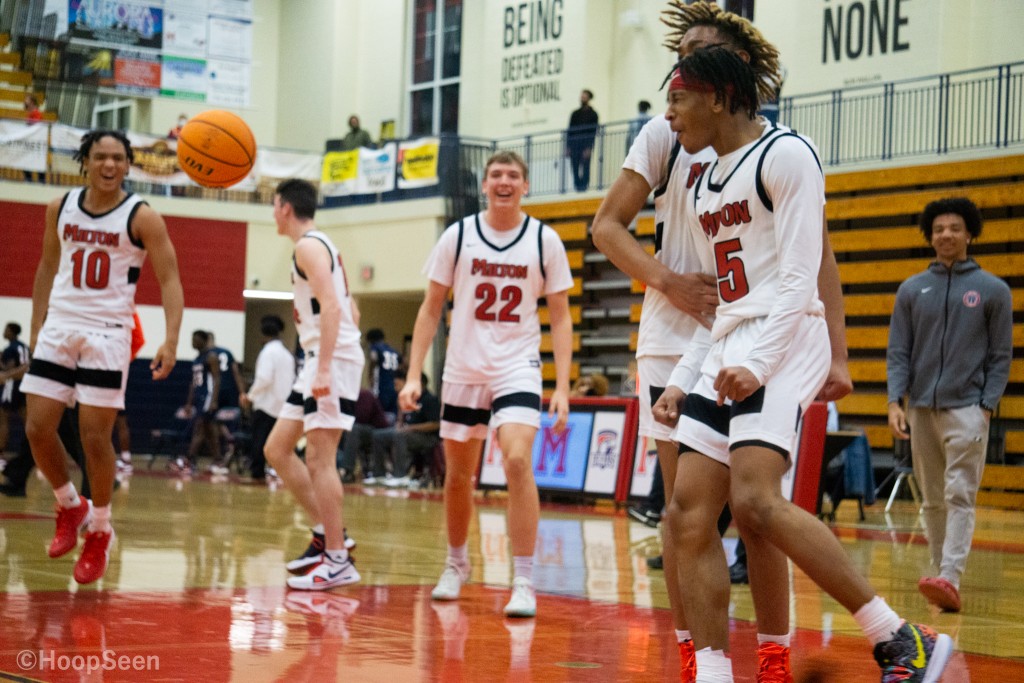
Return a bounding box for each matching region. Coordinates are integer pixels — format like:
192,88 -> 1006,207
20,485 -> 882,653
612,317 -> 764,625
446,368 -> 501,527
592,3 -> 851,680
651,46 -> 952,683
21,129 -> 183,584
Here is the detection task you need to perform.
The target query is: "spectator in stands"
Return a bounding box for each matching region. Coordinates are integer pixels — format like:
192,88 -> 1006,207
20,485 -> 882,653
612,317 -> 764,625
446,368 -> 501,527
24,94 -> 42,124
566,90 -> 599,192
887,197 -> 1013,613
339,388 -> 389,484
1,322 -> 30,456
374,370 -> 441,488
23,96 -> 44,182
366,328 -> 402,425
570,373 -> 609,397
168,114 -> 187,140
340,115 -> 375,151
626,99 -> 652,153
241,315 -> 295,481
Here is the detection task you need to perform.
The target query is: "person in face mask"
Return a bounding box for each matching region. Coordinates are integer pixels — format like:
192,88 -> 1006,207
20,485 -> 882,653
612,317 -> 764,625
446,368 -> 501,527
168,114 -> 188,140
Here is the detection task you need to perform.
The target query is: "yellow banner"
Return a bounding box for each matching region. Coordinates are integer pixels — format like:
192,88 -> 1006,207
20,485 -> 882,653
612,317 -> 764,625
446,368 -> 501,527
399,138 -> 440,188
321,150 -> 359,183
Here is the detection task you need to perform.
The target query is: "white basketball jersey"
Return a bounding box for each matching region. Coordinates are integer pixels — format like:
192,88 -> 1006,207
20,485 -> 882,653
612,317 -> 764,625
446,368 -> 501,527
686,122 -> 826,382
291,230 -> 362,361
46,188 -> 147,330
424,213 -> 574,384
625,116 -> 716,357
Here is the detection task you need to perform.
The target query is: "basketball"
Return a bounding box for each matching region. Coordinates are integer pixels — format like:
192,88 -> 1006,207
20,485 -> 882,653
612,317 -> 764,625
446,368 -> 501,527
176,110 -> 256,188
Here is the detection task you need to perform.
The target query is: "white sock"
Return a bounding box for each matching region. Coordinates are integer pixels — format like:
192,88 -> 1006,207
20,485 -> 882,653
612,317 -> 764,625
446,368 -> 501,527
325,548 -> 348,564
694,647 -> 733,682
54,482 -> 81,509
853,596 -> 904,646
513,556 -> 533,582
90,505 -> 112,534
676,629 -> 692,643
311,523 -> 325,535
757,632 -> 791,648
448,544 -> 469,574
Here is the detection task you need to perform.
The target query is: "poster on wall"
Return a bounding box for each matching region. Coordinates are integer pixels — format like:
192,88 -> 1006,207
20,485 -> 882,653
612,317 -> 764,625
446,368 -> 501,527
209,0 -> 252,20
114,49 -> 160,95
68,1 -> 164,50
161,55 -> 207,100
206,58 -> 249,107
164,9 -> 208,57
207,14 -> 252,61
61,44 -> 115,87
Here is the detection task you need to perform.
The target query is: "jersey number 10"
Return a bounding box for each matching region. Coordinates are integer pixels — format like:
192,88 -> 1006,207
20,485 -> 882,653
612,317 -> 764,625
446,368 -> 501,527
70,249 -> 111,289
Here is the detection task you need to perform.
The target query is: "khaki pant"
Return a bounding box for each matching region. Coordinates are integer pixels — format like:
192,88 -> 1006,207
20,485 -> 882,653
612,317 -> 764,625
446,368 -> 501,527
907,405 -> 988,587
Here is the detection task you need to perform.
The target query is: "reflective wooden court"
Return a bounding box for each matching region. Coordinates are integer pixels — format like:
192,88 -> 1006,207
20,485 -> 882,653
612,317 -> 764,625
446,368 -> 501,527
1,469 -> 1023,681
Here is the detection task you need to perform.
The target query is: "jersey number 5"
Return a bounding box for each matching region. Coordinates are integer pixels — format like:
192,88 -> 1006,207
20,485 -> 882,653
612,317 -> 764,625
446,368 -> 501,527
70,249 -> 110,289
714,238 -> 749,303
475,283 -> 522,322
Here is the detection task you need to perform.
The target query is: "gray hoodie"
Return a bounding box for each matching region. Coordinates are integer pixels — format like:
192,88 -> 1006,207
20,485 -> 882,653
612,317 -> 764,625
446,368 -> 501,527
886,258 -> 1012,410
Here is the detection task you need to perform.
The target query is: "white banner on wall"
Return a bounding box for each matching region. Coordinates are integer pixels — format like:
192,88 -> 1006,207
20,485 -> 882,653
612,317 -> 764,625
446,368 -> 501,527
356,144 -> 397,194
0,122 -> 48,172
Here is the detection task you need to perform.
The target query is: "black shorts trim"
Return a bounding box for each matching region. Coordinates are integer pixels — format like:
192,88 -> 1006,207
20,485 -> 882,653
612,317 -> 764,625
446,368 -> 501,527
303,396 -> 357,418
730,439 -> 789,459
286,391 -> 303,406
649,385 -> 665,405
77,367 -> 123,389
680,392 -> 730,436
677,441 -> 704,456
731,386 -> 766,418
338,397 -> 356,418
442,404 -> 492,427
492,391 -> 541,413
28,359 -> 76,387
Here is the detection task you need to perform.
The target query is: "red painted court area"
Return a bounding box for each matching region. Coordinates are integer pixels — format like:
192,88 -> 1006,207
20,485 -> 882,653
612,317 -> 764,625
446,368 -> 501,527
1,472 -> 1023,681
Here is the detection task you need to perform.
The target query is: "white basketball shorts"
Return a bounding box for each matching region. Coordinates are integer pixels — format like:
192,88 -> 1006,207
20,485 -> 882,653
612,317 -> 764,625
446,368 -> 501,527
638,355 -> 681,442
21,324 -> 131,410
671,315 -> 830,466
440,366 -> 542,442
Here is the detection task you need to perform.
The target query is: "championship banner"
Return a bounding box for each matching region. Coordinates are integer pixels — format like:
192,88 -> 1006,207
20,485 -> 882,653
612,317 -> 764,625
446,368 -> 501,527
321,149 -> 359,197
0,122 -> 48,172
355,143 -> 397,194
397,137 -> 440,189
69,1 -> 164,50
125,131 -> 189,185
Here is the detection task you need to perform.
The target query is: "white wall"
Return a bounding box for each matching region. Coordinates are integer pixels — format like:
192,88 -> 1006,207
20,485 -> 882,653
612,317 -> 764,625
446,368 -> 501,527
148,0 -> 281,146
756,0 -> 1024,96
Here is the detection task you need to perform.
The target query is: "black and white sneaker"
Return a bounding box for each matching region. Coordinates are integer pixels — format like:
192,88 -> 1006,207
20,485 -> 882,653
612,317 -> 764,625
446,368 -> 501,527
286,530 -> 356,575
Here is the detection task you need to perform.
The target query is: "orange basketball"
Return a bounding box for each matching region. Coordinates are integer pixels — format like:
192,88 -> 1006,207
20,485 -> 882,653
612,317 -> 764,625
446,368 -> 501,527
176,110 -> 256,188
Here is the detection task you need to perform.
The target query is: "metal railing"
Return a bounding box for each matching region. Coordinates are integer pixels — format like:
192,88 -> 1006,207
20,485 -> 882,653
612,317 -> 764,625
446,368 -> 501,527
782,62 -> 1024,165
3,59 -> 1021,206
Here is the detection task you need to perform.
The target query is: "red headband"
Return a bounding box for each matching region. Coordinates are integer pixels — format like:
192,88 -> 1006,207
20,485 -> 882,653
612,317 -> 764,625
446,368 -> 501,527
669,68 -> 716,93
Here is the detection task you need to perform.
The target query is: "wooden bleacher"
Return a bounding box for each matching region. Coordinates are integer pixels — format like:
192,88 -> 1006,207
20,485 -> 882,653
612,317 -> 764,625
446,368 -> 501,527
527,153 -> 1024,505
826,154 -> 1024,481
